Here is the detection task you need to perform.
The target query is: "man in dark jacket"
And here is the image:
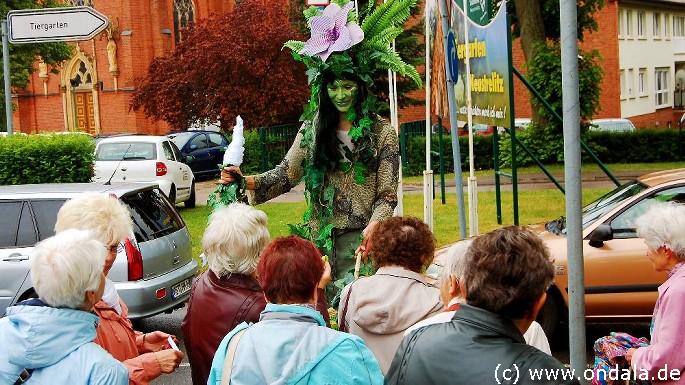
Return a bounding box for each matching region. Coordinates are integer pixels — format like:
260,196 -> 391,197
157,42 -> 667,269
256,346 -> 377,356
386,226 -> 580,385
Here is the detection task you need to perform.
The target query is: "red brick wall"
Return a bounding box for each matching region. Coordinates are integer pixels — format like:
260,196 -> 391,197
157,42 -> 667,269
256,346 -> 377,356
631,108 -> 681,129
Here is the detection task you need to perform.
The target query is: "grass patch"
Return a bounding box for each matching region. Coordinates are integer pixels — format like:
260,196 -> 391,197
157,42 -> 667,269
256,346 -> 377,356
179,187 -> 609,258
402,161 -> 685,185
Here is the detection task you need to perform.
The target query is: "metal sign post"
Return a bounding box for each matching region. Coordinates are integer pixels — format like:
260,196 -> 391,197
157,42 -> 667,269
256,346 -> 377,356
2,20 -> 12,135
560,0 -> 586,380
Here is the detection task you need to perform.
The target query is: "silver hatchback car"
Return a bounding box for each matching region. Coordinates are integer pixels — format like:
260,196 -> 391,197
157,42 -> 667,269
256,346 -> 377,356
0,183 -> 198,319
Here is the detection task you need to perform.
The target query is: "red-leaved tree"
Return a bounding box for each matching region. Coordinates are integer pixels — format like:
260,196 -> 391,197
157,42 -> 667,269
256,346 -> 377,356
131,0 -> 309,130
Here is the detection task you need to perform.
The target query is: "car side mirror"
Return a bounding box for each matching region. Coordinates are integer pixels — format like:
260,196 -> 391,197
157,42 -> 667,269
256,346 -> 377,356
588,224 -> 613,248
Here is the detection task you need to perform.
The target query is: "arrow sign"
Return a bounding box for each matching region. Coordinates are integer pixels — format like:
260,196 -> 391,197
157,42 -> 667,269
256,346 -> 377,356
8,6 -> 109,44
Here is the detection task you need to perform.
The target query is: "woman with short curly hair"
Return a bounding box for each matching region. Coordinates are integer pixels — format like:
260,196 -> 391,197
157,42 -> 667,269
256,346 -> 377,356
337,217 -> 442,373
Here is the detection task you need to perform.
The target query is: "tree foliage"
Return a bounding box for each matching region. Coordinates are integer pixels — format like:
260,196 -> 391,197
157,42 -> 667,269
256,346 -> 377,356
131,0 -> 309,130
1,0 -> 73,129
506,0 -> 605,139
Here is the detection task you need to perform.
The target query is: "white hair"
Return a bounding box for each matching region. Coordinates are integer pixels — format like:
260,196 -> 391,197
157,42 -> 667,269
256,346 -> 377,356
31,229 -> 106,309
202,203 -> 270,277
55,193 -> 133,246
439,240 -> 472,285
636,202 -> 685,261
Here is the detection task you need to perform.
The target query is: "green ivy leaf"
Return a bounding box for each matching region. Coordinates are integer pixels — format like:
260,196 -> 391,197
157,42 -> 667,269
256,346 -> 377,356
349,126 -> 363,140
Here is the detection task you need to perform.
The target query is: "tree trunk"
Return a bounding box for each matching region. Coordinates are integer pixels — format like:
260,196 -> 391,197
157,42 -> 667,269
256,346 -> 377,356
512,0 -> 547,127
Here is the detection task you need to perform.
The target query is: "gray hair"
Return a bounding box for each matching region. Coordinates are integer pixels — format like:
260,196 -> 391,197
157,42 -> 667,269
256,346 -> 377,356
31,229 -> 105,309
55,193 -> 133,247
202,203 -> 270,277
636,202 -> 685,261
439,240 -> 472,286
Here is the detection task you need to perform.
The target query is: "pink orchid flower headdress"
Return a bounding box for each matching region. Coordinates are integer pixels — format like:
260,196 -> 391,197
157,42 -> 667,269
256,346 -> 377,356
299,2 -> 364,62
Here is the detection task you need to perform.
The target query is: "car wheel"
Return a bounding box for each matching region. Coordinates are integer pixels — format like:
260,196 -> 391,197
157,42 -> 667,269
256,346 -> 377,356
168,185 -> 177,205
184,181 -> 196,208
536,288 -> 562,341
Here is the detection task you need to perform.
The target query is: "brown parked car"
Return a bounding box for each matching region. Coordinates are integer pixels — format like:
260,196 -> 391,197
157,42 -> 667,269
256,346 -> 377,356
433,169 -> 685,337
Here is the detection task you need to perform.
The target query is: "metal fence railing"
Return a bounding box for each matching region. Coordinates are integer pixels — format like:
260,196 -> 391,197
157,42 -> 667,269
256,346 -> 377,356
257,123 -> 299,172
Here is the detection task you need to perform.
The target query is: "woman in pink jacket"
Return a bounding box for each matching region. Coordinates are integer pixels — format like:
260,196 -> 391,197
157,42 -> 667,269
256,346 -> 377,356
55,194 -> 184,385
625,202 -> 685,384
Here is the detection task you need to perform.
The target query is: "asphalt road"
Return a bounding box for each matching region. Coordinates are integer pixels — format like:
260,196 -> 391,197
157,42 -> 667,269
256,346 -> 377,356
139,305 -> 650,384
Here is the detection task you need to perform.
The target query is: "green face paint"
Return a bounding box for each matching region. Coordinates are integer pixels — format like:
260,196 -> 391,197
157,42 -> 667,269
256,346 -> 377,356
326,79 -> 358,113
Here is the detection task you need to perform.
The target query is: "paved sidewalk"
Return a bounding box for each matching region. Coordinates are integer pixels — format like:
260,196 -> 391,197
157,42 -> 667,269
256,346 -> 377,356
195,169 -> 646,206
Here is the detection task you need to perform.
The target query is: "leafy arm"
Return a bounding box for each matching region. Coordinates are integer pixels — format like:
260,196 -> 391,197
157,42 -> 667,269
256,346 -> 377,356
370,122 -> 399,222
248,125 -> 308,205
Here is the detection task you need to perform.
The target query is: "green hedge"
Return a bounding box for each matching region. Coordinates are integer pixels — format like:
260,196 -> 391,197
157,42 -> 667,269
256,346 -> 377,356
402,129 -> 685,174
0,133 -> 95,185
584,129 -> 682,164
403,134 -> 495,176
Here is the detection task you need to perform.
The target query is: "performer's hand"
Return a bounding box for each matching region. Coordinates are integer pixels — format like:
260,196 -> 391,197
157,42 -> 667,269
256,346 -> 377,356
318,260 -> 332,289
141,331 -> 175,352
356,221 -> 379,262
220,166 -> 242,185
625,348 -> 636,364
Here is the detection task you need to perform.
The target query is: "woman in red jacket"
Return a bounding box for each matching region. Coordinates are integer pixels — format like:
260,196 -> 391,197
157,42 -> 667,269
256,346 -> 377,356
182,203 -> 270,385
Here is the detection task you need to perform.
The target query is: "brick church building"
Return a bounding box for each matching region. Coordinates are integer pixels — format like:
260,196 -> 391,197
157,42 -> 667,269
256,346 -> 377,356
11,0 -> 236,135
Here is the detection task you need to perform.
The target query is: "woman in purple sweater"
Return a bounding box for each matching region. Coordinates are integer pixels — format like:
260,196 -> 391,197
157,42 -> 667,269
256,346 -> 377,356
626,202 -> 685,384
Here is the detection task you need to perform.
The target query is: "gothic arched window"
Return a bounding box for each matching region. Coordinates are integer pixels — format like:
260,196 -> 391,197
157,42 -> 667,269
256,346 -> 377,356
66,0 -> 94,5
69,60 -> 94,89
173,0 -> 196,43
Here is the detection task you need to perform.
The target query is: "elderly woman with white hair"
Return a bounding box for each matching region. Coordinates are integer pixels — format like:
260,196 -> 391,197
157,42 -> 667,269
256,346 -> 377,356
55,194 -> 183,385
0,229 -> 128,385
403,240 -> 551,354
618,202 -> 685,384
181,203 -> 270,385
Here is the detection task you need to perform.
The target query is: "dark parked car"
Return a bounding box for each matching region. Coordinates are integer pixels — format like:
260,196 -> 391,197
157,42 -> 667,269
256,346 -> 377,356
168,131 -> 229,177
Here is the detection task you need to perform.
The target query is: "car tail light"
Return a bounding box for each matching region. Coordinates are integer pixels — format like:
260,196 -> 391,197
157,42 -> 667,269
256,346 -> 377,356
155,288 -> 167,300
125,239 -> 144,281
156,162 -> 167,176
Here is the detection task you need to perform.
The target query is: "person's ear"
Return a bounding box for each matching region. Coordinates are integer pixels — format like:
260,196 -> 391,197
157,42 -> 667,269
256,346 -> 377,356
530,292 -> 547,320
82,290 -> 97,311
458,278 -> 467,300
449,275 -> 460,297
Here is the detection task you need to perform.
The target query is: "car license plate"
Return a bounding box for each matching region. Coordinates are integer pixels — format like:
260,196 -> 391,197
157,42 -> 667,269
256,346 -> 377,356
171,278 -> 191,299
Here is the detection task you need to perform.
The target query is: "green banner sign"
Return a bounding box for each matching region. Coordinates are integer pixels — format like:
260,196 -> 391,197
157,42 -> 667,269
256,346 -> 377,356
453,0 -> 490,26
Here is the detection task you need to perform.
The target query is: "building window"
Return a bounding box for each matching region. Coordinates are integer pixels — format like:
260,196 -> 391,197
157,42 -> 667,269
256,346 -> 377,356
638,11 -> 646,37
638,68 -> 647,96
619,9 -> 625,37
665,14 -> 671,37
66,0 -> 93,5
69,60 -> 94,89
655,67 -> 669,107
654,12 -> 662,37
173,0 -> 195,44
627,68 -> 635,97
626,10 -> 633,37
675,16 -> 685,37
620,69 -> 626,99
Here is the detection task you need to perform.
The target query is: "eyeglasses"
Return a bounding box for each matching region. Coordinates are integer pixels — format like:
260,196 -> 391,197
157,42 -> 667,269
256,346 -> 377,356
105,243 -> 121,254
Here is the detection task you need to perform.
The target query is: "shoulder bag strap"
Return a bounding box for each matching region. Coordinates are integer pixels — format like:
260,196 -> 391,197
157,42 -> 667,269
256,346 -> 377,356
220,328 -> 248,385
339,283 -> 353,333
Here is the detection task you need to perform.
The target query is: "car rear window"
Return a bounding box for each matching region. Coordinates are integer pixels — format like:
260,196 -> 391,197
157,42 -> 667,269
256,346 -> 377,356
121,188 -> 184,242
168,133 -> 194,150
97,142 -> 156,161
30,200 -> 67,240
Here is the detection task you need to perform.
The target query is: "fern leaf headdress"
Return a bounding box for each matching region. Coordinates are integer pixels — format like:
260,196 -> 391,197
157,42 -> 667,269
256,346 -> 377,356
284,0 -> 422,98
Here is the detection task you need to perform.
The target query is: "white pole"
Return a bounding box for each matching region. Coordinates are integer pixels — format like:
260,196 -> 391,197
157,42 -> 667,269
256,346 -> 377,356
462,0 -> 478,236
424,0 -> 434,230
2,21 -> 13,135
383,0 -> 402,217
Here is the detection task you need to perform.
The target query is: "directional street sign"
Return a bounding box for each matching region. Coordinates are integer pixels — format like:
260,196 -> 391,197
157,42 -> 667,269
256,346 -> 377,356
7,6 -> 109,44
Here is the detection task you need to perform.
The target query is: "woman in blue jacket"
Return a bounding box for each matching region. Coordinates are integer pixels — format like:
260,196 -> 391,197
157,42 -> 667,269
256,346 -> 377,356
208,236 -> 383,385
0,230 -> 128,385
